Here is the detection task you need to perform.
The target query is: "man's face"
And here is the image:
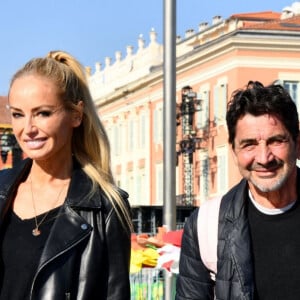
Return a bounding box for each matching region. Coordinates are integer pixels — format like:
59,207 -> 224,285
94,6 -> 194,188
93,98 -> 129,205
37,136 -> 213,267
232,114 -> 300,193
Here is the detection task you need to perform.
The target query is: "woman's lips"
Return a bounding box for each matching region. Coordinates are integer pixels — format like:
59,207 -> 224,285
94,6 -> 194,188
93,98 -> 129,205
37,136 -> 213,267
24,138 -> 47,149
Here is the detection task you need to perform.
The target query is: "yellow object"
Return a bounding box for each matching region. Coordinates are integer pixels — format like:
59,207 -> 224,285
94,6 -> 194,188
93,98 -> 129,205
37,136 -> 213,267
130,247 -> 160,273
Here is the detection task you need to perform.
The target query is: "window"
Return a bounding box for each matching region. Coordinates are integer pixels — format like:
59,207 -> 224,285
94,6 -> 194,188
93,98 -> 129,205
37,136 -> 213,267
136,169 -> 146,205
112,123 -> 121,156
284,81 -> 299,109
127,118 -> 135,152
156,163 -> 163,205
214,83 -> 227,124
153,106 -> 163,144
139,113 -> 146,149
196,90 -> 209,129
117,123 -> 123,155
199,151 -> 209,202
216,146 -> 228,194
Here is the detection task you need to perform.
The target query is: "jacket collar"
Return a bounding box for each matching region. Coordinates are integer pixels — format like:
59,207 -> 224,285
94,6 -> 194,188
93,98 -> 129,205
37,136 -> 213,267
65,161 -> 102,209
0,158 -> 102,210
217,167 -> 300,298
222,167 -> 300,222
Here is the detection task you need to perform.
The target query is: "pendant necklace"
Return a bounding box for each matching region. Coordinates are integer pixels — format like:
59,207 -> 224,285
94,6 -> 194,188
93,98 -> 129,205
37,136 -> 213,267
30,176 -> 68,237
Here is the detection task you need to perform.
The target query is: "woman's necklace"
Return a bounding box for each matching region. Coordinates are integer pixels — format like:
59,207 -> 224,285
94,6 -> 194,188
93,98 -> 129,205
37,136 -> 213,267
30,177 -> 68,237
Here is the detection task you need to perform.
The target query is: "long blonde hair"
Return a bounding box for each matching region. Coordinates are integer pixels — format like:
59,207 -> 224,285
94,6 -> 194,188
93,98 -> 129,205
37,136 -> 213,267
9,50 -> 133,232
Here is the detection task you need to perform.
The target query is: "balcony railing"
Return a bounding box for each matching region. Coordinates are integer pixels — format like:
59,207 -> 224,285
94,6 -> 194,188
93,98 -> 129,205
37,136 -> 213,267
176,194 -> 196,207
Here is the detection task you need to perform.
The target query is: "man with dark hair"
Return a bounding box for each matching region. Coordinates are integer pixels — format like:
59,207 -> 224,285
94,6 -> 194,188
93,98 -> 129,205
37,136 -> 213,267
176,81 -> 300,299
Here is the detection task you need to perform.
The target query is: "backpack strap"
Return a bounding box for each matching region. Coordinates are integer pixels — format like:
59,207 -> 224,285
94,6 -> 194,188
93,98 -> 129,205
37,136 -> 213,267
197,196 -> 222,280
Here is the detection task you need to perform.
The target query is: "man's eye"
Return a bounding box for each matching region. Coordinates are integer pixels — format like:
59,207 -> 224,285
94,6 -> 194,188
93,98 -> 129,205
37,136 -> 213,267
242,143 -> 254,148
270,140 -> 281,145
241,143 -> 256,151
269,139 -> 287,147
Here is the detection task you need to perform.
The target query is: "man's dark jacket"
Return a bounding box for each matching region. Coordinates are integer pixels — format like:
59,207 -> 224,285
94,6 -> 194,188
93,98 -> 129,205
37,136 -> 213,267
176,178 -> 255,300
177,167 -> 300,299
0,159 -> 131,300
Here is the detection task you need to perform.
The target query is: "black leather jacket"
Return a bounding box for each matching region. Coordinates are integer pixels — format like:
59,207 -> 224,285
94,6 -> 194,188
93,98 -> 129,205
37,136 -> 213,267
0,159 -> 131,300
176,179 -> 254,300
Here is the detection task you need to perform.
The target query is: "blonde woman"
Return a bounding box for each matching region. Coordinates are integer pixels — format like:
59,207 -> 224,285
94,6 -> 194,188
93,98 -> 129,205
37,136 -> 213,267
0,50 -> 132,300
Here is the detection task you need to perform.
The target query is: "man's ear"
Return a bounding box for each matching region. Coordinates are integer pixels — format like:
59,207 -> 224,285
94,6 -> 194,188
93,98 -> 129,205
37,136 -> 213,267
72,100 -> 84,128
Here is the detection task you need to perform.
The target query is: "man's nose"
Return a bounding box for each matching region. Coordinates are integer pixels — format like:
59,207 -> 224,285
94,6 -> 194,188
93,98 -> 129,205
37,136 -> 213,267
256,142 -> 273,165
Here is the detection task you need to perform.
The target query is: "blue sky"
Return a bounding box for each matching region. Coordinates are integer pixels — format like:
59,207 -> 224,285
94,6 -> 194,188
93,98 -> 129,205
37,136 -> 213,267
0,0 -> 294,95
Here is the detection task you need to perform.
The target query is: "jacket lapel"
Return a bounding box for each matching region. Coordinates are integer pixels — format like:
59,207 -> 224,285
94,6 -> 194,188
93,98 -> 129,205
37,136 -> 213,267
36,163 -> 101,269
0,158 -> 101,272
217,179 -> 254,298
37,204 -> 92,270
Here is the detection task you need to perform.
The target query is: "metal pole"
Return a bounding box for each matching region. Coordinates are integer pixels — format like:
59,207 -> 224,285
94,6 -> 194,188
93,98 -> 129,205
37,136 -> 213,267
163,0 -> 176,298
163,0 -> 176,233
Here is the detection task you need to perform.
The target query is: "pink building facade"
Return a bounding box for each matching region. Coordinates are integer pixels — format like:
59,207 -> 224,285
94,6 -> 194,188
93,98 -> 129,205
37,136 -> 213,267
87,2 -> 300,233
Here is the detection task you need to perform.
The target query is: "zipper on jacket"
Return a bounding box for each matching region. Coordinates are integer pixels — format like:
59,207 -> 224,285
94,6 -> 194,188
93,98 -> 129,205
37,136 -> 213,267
65,292 -> 71,300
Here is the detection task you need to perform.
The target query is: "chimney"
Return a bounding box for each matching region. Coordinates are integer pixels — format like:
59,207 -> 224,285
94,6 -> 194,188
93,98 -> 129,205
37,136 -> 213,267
212,15 -> 222,25
115,51 -> 122,62
199,22 -> 209,32
185,29 -> 195,38
95,62 -> 101,72
138,34 -> 145,50
105,57 -> 112,67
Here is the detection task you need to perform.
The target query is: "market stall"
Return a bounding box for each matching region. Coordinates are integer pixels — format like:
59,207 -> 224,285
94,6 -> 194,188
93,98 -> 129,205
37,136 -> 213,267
130,228 -> 183,299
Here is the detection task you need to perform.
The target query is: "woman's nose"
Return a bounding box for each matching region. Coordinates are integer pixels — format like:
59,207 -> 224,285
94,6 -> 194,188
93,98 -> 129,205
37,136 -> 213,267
24,116 -> 38,134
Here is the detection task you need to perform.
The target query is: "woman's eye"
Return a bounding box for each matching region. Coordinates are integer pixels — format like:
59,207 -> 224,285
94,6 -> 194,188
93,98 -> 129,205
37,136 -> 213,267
11,112 -> 23,118
37,111 -> 52,117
